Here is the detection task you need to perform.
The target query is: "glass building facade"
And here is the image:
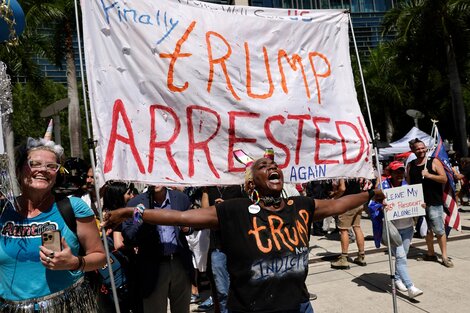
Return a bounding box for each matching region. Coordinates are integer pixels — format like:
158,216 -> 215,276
271,0 -> 395,12
33,0 -> 395,83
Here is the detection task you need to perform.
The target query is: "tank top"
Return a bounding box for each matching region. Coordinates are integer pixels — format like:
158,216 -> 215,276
408,158 -> 443,206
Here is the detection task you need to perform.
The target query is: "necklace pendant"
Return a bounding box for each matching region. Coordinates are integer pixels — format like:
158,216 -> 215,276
248,204 -> 261,214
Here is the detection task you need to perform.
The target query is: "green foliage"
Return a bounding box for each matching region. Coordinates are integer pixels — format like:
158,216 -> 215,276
0,1 -> 69,82
11,80 -> 68,148
22,0 -> 77,68
9,0 -> 85,158
363,0 -> 470,146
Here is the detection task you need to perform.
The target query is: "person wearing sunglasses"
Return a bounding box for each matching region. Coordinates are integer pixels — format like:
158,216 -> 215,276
407,138 -> 453,268
0,138 -> 106,312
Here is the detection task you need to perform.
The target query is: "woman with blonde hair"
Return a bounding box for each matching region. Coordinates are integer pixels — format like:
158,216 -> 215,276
0,138 -> 106,312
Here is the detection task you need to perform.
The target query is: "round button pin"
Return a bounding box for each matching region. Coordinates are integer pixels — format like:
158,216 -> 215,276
248,204 -> 261,214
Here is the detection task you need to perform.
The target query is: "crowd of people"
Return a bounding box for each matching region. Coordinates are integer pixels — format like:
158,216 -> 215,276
1,135 -> 464,312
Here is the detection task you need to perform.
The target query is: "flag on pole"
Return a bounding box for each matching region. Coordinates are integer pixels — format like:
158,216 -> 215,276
430,127 -> 461,231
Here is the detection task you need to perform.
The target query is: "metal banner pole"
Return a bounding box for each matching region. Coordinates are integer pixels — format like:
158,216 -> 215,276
348,12 -> 398,313
72,1 -> 121,312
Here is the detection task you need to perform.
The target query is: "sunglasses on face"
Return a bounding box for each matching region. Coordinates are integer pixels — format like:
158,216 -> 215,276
27,159 -> 61,173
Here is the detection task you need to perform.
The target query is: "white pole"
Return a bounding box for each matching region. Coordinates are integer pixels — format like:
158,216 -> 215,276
426,120 -> 438,160
349,12 -> 398,313
72,1 -> 121,312
0,61 -> 19,197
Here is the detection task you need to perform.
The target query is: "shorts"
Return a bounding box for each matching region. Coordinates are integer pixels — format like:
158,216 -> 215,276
425,205 -> 445,236
338,206 -> 363,229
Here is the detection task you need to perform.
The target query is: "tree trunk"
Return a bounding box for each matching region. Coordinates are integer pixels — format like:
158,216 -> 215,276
446,38 -> 468,156
384,106 -> 394,143
65,19 -> 82,158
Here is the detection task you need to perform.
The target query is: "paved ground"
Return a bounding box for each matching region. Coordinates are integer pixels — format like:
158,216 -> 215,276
307,207 -> 470,313
185,207 -> 470,313
308,235 -> 470,313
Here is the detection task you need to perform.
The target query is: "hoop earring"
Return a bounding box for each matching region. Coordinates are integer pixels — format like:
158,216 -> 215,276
250,189 -> 260,204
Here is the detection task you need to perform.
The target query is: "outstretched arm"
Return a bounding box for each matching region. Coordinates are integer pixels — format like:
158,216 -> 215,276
313,189 -> 384,220
103,205 -> 219,230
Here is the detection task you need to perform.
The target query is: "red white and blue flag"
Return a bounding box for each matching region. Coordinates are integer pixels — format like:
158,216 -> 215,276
430,128 -> 461,231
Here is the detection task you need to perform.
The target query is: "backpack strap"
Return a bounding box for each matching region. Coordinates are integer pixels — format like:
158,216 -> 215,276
55,196 -> 85,255
56,196 -> 77,234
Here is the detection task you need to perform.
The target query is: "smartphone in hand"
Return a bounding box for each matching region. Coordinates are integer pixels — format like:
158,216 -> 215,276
41,230 -> 62,252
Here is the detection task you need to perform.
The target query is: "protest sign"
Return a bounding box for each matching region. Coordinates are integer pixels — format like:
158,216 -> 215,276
82,0 -> 374,186
384,184 -> 426,221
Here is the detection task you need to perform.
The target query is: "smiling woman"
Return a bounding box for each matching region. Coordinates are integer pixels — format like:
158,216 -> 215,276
103,156 -> 385,312
0,138 -> 106,313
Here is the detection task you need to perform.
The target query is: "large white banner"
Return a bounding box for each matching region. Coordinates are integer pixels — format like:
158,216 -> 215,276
82,0 -> 374,186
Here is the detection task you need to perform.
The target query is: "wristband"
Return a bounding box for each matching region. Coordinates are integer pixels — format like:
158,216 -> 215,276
133,204 -> 146,224
367,189 -> 375,201
72,256 -> 83,271
80,257 -> 87,272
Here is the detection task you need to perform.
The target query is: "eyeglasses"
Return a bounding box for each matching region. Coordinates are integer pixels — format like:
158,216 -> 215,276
27,159 -> 61,173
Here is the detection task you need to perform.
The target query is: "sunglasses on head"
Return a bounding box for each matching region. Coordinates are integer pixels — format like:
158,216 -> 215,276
106,180 -> 134,190
408,138 -> 423,146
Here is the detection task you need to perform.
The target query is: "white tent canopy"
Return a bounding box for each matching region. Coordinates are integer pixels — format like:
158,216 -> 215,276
378,127 -> 433,160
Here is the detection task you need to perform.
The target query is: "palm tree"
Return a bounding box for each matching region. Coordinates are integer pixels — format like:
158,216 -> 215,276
382,0 -> 470,156
358,44 -> 412,142
0,0 -> 57,195
24,0 -> 83,158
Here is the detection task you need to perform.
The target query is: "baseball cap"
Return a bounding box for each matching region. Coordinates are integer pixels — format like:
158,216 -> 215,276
388,161 -> 405,171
